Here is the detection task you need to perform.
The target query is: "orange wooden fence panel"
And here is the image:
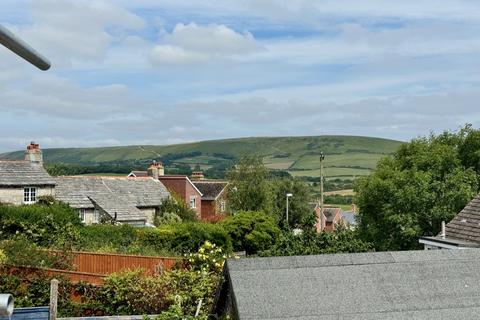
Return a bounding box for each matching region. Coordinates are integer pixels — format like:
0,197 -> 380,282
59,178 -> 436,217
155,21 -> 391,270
68,251 -> 183,276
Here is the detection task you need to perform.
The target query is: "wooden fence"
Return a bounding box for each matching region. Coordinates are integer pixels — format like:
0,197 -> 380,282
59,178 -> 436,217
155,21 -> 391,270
68,251 -> 183,276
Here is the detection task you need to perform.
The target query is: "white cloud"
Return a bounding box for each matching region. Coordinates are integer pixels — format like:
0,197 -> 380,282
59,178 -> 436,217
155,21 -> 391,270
150,23 -> 261,65
12,0 -> 145,65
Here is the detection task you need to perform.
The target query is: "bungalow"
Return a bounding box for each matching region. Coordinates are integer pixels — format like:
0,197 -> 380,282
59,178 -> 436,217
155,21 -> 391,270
215,250 -> 480,319
0,142 -> 55,205
419,193 -> 480,249
191,179 -> 228,221
55,176 -> 170,226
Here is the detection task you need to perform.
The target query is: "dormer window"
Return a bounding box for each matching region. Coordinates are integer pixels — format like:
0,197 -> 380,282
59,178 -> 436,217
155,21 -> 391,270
23,187 -> 36,204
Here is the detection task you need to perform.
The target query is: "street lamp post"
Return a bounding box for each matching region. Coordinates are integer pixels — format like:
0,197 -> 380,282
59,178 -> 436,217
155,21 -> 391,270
286,193 -> 293,228
319,152 -> 325,232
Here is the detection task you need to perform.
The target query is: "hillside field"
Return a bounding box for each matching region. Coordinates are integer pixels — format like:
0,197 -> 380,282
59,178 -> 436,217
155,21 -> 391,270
0,135 -> 403,180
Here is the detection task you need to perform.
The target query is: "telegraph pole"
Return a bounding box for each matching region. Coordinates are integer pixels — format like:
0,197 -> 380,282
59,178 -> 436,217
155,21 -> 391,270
319,152 -> 325,232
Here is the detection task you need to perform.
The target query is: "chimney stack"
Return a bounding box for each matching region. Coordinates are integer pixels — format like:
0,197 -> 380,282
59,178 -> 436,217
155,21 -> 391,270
191,171 -> 205,180
25,141 -> 43,164
441,221 -> 446,239
147,161 -> 164,179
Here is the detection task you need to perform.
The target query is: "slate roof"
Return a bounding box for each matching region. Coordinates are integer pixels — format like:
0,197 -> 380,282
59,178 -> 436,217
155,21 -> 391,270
221,249 -> 480,319
342,211 -> 357,225
55,176 -> 170,222
444,193 -> 480,244
0,161 -> 56,186
192,181 -> 227,200
323,207 -> 341,222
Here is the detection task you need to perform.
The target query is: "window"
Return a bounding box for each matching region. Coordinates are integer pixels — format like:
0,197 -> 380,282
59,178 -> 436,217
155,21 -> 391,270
93,208 -> 99,223
23,187 -> 36,204
190,196 -> 196,209
220,201 -> 226,213
79,209 -> 86,223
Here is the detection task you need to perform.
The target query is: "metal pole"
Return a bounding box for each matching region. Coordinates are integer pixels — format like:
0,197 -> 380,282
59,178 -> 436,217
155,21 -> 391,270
0,24 -> 51,70
320,152 -> 325,232
286,195 -> 289,228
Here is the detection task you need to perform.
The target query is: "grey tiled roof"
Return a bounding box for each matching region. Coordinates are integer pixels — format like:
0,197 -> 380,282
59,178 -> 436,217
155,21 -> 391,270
323,207 -> 341,222
55,176 -> 170,222
342,211 -> 357,225
445,193 -> 480,244
192,181 -> 227,200
224,249 -> 480,319
0,161 -> 55,186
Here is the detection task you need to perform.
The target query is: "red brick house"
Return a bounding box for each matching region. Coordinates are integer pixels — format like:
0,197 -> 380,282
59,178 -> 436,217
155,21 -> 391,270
312,203 -> 346,232
192,180 -> 228,221
158,175 -> 203,218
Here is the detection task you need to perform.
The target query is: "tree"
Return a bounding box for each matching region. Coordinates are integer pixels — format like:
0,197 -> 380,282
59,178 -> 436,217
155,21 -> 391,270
157,194 -> 197,223
355,129 -> 479,251
220,211 -> 281,254
227,156 -> 273,213
271,178 -> 312,228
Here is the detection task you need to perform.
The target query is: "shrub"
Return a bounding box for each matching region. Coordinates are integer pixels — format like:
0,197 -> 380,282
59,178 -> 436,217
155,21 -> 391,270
0,202 -> 81,248
76,224 -> 139,253
186,240 -> 228,273
139,222 -> 232,254
158,194 -> 197,223
221,211 -> 281,254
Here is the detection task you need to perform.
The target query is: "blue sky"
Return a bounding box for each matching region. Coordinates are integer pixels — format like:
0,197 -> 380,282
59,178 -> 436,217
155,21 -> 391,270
1,0 -> 480,152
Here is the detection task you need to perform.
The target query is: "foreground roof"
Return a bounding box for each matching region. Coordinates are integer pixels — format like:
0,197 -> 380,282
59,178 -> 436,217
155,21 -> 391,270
0,161 -> 55,186
221,249 -> 480,319
192,181 -> 227,200
55,176 -> 169,222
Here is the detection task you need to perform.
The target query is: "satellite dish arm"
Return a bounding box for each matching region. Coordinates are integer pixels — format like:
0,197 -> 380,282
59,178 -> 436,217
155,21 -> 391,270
0,24 -> 51,70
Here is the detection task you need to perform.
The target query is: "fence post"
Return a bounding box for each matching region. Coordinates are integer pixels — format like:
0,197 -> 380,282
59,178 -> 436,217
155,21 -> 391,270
49,279 -> 59,320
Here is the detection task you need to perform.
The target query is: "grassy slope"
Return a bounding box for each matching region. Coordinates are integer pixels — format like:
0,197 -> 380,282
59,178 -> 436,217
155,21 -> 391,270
0,135 -> 403,179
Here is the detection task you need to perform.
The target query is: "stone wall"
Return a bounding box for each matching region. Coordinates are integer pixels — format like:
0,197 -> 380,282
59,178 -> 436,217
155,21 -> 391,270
0,186 -> 55,205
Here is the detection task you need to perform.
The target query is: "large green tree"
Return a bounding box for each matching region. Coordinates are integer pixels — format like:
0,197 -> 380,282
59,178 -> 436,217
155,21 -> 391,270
271,178 -> 312,228
227,156 -> 273,213
355,128 -> 479,251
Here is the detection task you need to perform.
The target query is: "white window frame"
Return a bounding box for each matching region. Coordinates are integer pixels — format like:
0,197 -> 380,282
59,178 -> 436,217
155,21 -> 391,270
79,209 -> 86,223
220,200 -> 226,213
190,196 -> 197,209
23,187 -> 36,204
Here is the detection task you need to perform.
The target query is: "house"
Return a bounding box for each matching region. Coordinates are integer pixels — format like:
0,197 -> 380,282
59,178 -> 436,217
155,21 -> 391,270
311,203 -> 345,232
419,193 -> 480,249
158,175 -> 203,218
214,249 -> 480,319
55,176 -> 170,226
128,163 -> 207,219
0,142 -> 55,205
192,179 -> 228,221
127,171 -> 149,178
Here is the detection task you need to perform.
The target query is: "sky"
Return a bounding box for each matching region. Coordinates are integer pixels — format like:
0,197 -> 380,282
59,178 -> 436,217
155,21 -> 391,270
1,0 -> 480,152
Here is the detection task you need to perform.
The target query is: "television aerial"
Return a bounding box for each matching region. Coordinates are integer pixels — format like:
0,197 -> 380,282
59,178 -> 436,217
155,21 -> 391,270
0,24 -> 50,70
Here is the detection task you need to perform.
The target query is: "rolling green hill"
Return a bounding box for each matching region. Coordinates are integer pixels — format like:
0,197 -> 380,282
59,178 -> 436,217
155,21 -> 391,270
0,136 -> 403,179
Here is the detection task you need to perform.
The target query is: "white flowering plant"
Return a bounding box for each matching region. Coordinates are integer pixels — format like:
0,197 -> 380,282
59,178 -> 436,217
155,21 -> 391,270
186,241 -> 230,274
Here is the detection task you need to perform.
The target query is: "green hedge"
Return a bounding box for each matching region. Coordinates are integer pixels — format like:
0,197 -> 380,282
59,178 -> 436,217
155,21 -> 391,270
138,222 -> 232,254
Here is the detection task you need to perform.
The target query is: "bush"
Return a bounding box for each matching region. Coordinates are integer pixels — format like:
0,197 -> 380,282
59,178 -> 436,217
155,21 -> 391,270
139,222 -> 232,254
0,238 -> 73,269
260,227 -> 373,257
220,211 -> 281,254
158,194 -> 197,223
77,224 -> 138,252
0,202 -> 80,248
